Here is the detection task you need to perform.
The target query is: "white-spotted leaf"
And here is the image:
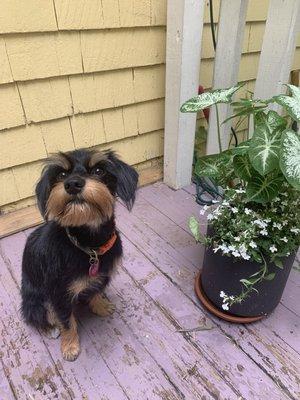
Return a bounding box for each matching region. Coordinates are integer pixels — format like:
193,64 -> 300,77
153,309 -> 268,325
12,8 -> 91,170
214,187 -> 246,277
180,85 -> 242,113
248,111 -> 284,175
233,154 -> 255,182
272,84 -> 300,121
280,129 -> 300,190
246,175 -> 283,203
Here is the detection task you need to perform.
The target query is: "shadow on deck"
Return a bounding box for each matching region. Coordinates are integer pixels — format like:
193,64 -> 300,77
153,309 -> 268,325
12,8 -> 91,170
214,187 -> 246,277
0,183 -> 299,400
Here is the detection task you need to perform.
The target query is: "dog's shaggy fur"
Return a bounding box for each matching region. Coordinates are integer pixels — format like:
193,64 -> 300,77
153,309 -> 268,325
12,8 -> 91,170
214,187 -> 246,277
21,149 -> 138,361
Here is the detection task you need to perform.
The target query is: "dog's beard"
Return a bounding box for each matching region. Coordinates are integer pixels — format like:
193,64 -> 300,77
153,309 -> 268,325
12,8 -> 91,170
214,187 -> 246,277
46,179 -> 114,227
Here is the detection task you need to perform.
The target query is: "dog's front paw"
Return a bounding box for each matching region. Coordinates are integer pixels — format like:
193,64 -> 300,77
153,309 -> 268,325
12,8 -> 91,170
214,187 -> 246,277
89,295 -> 116,317
61,340 -> 80,361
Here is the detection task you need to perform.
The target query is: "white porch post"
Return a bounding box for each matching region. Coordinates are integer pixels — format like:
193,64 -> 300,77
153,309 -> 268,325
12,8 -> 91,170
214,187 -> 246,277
253,0 -> 300,106
206,0 -> 248,154
164,0 -> 204,189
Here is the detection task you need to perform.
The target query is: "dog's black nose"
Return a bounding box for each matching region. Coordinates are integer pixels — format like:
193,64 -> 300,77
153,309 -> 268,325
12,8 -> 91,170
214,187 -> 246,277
64,177 -> 85,195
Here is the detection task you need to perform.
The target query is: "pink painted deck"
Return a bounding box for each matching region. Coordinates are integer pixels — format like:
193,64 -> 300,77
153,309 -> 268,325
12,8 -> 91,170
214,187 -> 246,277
0,182 -> 299,400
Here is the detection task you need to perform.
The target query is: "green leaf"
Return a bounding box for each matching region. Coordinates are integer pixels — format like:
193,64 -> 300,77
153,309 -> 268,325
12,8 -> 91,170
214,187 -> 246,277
279,129 -> 300,190
232,140 -> 251,155
194,150 -> 234,185
273,258 -> 283,269
222,106 -> 266,125
272,84 -> 300,121
264,273 -> 275,281
180,84 -> 242,113
246,174 -> 283,203
248,113 -> 283,175
189,216 -> 204,242
194,154 -> 220,179
233,154 -> 255,182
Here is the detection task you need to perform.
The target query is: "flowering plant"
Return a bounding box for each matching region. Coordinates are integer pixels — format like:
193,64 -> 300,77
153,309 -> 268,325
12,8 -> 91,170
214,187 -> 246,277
181,84 -> 300,307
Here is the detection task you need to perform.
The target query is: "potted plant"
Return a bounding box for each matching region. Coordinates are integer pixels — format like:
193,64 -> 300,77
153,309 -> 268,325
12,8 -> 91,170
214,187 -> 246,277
181,84 -> 300,322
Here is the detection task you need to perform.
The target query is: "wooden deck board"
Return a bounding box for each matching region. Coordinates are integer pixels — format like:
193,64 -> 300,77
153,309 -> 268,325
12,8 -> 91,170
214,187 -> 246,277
0,182 -> 299,399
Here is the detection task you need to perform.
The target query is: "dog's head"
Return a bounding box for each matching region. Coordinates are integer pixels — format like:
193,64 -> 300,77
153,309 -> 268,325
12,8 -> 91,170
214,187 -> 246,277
36,149 -> 138,227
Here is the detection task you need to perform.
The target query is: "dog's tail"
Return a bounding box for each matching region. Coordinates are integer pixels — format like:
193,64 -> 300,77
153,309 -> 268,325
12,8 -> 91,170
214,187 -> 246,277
21,280 -> 50,331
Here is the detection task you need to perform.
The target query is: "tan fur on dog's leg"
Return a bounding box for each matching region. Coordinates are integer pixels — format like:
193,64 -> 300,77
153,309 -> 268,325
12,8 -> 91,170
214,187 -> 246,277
61,314 -> 80,361
89,294 -> 115,317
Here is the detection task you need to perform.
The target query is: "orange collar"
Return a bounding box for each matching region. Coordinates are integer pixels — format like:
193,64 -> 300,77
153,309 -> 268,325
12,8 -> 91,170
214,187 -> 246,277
66,229 -> 117,257
97,232 -> 117,255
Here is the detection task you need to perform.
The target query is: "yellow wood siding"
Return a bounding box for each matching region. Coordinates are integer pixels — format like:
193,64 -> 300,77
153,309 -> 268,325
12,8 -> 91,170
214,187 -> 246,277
0,0 -> 299,211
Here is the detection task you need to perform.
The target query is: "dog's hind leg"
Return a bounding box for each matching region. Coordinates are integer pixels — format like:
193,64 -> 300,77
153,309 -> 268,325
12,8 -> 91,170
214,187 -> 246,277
21,276 -> 50,331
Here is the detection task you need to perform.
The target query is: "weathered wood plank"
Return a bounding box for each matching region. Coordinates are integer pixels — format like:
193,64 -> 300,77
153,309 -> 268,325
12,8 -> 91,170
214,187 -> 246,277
119,185 -> 300,398
0,233 -> 131,400
0,359 -> 15,400
109,263 -> 237,399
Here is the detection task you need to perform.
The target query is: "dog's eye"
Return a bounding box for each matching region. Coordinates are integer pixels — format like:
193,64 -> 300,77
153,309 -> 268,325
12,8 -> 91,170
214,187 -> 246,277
93,167 -> 105,177
57,171 -> 68,180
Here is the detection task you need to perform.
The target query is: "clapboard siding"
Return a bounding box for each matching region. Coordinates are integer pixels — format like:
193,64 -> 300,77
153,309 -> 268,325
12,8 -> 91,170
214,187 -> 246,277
1,0 -> 299,211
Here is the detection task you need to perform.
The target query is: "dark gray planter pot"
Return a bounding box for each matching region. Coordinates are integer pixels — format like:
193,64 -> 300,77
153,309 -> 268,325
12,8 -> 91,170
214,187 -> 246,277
201,238 -> 296,318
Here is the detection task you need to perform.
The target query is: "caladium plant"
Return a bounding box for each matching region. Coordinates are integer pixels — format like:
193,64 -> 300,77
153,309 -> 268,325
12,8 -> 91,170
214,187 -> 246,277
181,84 -> 300,203
182,84 -> 300,305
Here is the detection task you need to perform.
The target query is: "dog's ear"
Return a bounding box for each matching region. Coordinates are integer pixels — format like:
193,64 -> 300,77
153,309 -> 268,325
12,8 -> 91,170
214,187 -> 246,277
36,166 -> 51,218
106,151 -> 138,210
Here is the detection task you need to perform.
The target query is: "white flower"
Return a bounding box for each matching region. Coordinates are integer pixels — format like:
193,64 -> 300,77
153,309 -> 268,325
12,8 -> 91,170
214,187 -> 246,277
222,303 -> 229,311
253,219 -> 267,229
273,222 -> 282,230
280,237 -> 288,243
219,244 -> 230,254
249,241 -> 257,249
234,236 -> 241,242
244,208 -> 252,215
207,214 -> 214,221
232,250 -> 240,257
235,188 -> 246,194
273,197 -> 280,202
228,245 -> 235,252
231,207 -> 238,214
264,218 -> 271,223
291,228 -> 300,234
260,229 -> 268,236
222,200 -> 230,207
212,199 -> 219,204
241,253 -> 250,260
220,291 -> 225,298
213,246 -> 221,253
282,201 -> 288,206
229,296 -> 235,301
282,220 -> 288,226
269,245 -> 277,253
199,205 -> 209,215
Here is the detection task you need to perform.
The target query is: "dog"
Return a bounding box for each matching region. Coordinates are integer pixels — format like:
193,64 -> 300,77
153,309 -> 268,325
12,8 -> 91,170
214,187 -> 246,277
21,149 -> 138,361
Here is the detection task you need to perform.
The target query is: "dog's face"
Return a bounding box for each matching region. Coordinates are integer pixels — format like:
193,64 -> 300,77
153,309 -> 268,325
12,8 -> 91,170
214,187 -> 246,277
36,149 -> 138,227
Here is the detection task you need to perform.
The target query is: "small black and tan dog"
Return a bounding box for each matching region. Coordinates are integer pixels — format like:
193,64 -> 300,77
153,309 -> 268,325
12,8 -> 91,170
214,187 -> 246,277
21,149 -> 138,361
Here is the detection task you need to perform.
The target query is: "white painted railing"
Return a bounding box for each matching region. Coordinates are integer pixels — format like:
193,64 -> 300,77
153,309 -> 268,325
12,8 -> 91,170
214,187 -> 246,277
164,0 -> 300,188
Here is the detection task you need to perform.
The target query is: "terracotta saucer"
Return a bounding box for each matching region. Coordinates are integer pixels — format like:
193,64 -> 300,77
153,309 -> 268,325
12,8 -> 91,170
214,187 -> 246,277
194,272 -> 264,324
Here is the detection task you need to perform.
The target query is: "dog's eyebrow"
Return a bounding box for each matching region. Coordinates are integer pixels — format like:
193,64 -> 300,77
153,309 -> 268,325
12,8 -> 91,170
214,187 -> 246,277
46,153 -> 71,170
89,152 -> 107,168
